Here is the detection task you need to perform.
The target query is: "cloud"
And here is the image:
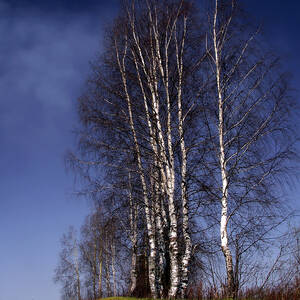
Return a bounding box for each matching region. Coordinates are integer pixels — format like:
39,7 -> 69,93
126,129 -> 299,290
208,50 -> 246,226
0,3 -> 118,300
0,4 -> 105,162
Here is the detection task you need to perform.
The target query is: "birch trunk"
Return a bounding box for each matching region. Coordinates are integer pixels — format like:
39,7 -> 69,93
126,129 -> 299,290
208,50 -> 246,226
129,9 -> 177,295
76,263 -> 81,300
213,1 -> 234,296
98,247 -> 103,298
93,242 -> 97,300
127,4 -> 195,296
74,246 -> 81,300
151,50 -> 179,298
147,7 -> 180,296
111,240 -> 116,297
129,173 -> 138,295
115,38 -> 158,298
154,171 -> 166,298
104,233 -> 111,296
132,47 -> 167,296
130,242 -> 137,295
175,16 -> 192,298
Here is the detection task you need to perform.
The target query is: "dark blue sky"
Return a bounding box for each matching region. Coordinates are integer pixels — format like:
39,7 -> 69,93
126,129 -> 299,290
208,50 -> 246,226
0,1 -> 119,300
0,1 -> 299,300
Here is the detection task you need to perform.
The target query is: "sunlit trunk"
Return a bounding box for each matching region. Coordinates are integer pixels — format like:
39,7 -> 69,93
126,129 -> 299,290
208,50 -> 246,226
115,38 -> 158,298
213,0 -> 234,296
148,7 -> 180,296
132,47 -> 165,297
129,172 -> 138,295
154,171 -> 166,298
175,15 -> 192,298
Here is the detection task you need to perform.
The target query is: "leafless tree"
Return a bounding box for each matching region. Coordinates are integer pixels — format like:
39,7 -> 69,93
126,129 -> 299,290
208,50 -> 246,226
65,0 -> 299,298
196,0 -> 298,297
79,204 -> 127,298
72,0 -> 204,297
54,227 -> 82,300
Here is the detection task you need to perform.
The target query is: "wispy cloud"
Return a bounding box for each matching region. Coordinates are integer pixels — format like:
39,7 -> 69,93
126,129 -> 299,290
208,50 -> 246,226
0,2 -> 118,300
0,2 -> 108,164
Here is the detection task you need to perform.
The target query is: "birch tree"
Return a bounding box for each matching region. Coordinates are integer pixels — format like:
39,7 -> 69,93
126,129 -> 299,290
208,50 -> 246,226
54,227 -> 82,300
66,0 -> 298,298
73,0 -> 203,297
72,203 -> 126,299
198,0 -> 297,297
80,213 -> 103,300
127,171 -> 140,295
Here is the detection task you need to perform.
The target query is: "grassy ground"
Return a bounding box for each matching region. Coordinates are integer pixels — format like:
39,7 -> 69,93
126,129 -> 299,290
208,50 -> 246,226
98,298 -> 152,300
98,298 -> 238,300
98,295 -> 300,300
96,297 -> 296,300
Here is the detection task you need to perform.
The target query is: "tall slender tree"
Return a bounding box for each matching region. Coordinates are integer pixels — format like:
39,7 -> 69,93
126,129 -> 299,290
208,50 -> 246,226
54,227 -> 82,300
198,0 -> 297,297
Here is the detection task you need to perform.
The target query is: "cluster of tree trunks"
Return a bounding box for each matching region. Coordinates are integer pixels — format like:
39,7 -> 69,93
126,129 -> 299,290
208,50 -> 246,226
57,0 -> 298,299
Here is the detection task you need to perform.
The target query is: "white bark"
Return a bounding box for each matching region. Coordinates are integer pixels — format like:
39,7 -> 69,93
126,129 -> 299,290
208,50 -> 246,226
105,233 -> 111,296
147,7 -> 180,297
129,172 -> 138,295
74,247 -> 81,300
130,8 -> 175,297
126,3 -> 195,296
213,0 -> 234,296
154,174 -> 166,298
111,240 -> 116,297
132,47 -> 167,296
98,247 -> 103,298
115,37 -> 158,298
71,231 -> 81,300
175,16 -> 192,298
93,241 -> 97,299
